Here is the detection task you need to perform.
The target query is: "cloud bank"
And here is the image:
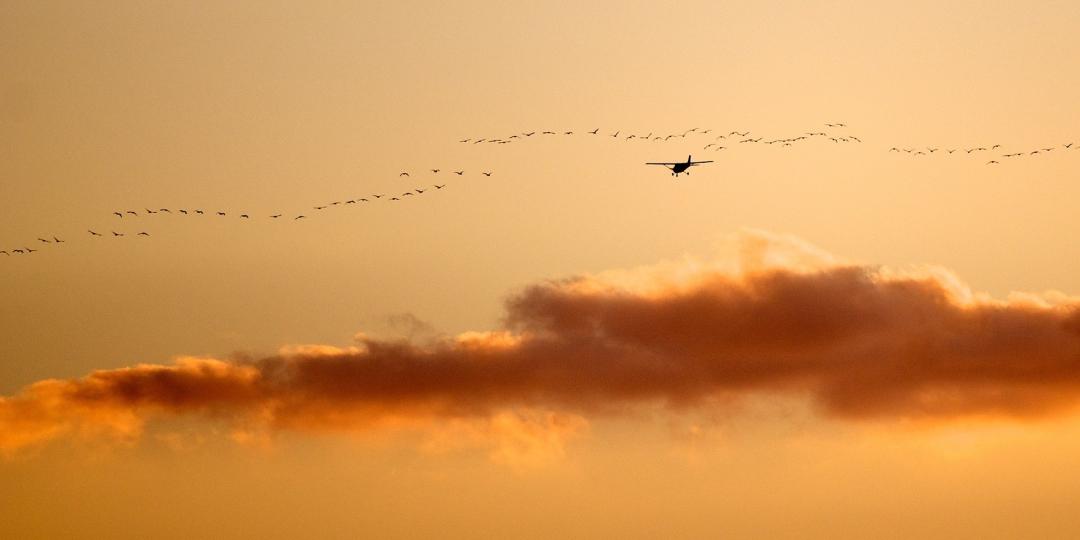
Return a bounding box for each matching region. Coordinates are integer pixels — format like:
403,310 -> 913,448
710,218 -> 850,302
4,231 -> 1080,454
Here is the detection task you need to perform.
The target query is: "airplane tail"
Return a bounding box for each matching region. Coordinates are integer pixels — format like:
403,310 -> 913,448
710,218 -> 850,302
688,154 -> 692,163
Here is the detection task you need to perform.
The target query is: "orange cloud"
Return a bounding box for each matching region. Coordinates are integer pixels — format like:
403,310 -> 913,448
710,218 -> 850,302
3,232 -> 1080,454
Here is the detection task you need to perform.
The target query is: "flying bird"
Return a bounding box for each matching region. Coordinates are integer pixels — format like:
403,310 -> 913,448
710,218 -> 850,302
137,232 -> 150,236
431,169 -> 440,173
399,172 -> 409,176
589,128 -> 599,134
217,212 -> 226,216
113,212 -> 123,218
482,172 -> 492,176
53,236 -> 64,243
434,184 -> 446,189
294,215 -> 305,220
126,211 -> 137,216
240,214 -> 249,219
270,214 -> 282,218
88,230 -> 102,236
112,231 -> 124,237
454,171 -> 464,175
37,238 -> 50,243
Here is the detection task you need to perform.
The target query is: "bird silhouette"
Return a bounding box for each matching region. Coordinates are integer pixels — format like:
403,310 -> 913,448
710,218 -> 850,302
482,172 -> 492,176
217,212 -> 226,216
390,197 -> 400,201
126,211 -> 138,216
137,232 -> 150,236
400,172 -> 409,176
179,209 -> 188,214
987,161 -> 999,165
415,188 -> 425,194
0,251 -> 7,256
589,128 -> 599,134
271,214 -> 282,218
195,210 -> 204,214
454,171 -> 464,175
37,238 -> 50,243
240,214 -> 249,219
26,248 -> 37,253
53,236 -> 64,243
434,184 -> 446,189
431,169 -> 440,173
12,249 -> 23,254
159,208 -> 171,213
113,212 -> 123,218
294,215 -> 305,220
112,232 -> 124,237
89,230 -> 102,236
373,195 -> 383,199
145,208 -> 157,214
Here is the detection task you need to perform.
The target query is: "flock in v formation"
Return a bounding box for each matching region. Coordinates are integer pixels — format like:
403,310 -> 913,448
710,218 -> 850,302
5,122 -> 1080,258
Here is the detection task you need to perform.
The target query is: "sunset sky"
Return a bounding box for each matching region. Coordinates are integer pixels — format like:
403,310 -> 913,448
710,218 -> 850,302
4,1 -> 1080,538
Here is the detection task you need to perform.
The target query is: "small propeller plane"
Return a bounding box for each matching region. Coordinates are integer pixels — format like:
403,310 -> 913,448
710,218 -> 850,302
646,155 -> 712,177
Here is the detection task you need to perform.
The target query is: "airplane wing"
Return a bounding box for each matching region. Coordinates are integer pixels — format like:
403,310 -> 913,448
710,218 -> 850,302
646,162 -> 678,166
689,160 -> 713,165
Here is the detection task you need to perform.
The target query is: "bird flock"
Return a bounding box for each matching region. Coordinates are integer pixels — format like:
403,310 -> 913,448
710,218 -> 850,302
888,141 -> 1080,164
459,123 -> 863,153
1,168 -> 487,259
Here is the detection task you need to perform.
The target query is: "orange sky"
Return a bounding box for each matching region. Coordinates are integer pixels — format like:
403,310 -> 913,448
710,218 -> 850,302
4,1 -> 1080,538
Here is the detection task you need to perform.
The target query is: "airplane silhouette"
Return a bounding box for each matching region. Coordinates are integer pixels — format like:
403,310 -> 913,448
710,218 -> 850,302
646,155 -> 713,177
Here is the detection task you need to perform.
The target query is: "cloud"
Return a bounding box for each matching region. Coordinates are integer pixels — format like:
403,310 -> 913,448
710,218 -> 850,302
3,231 -> 1080,455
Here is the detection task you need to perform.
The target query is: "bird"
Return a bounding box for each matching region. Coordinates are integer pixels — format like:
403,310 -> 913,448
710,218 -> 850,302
390,197 -> 400,201
1065,143 -> 1074,149
217,212 -> 226,216
523,132 -> 535,136
314,206 -> 327,210
359,198 -> 368,202
0,251 -> 6,256
89,230 -> 102,236
26,248 -> 37,253
294,215 -> 305,220
454,171 -> 464,175
137,232 -> 150,236
987,160 -> 999,165
564,131 -> 573,135
113,212 -> 123,218
126,211 -> 137,216
889,147 -> 899,152
400,172 -> 409,176
12,249 -> 23,254
179,209 -> 188,215
270,214 -> 282,218
434,184 -> 446,189
53,236 -> 64,243
589,128 -> 599,135
431,169 -> 440,173
482,172 -> 492,176
112,231 -> 124,237
611,131 -> 619,138
415,188 -> 425,194
38,238 -> 51,243
195,210 -> 204,214
159,208 -> 171,213
346,200 -> 356,204
373,194 -> 383,199
240,214 -> 249,219
403,192 -> 414,196
331,201 -> 341,205
145,208 -> 157,214
460,139 -> 470,143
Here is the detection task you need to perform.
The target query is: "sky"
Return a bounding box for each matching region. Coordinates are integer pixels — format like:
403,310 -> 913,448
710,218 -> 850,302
3,1 -> 1080,538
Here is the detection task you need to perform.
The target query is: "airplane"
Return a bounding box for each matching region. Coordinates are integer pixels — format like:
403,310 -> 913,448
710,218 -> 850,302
646,155 -> 712,177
